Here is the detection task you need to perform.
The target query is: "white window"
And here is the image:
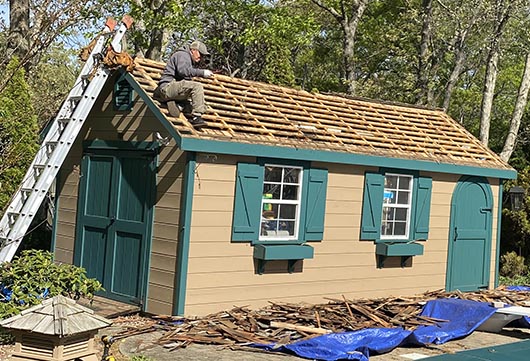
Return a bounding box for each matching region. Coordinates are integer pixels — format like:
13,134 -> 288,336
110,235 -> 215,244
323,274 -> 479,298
381,173 -> 413,239
260,165 -> 303,240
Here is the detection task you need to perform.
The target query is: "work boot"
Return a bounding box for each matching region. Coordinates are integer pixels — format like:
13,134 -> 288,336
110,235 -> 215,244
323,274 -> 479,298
190,115 -> 206,129
166,101 -> 181,117
181,101 -> 193,117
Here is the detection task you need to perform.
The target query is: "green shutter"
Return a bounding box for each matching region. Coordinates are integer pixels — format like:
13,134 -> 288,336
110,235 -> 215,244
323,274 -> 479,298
412,176 -> 432,240
232,163 -> 263,242
114,76 -> 133,111
304,168 -> 328,241
360,172 -> 384,240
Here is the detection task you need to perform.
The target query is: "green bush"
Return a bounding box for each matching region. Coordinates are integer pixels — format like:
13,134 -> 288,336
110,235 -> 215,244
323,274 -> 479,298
500,251 -> 527,278
0,249 -> 103,318
131,356 -> 154,361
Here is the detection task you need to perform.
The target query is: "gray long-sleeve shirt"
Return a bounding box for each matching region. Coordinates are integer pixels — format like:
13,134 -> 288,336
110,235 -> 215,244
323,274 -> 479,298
158,45 -> 207,86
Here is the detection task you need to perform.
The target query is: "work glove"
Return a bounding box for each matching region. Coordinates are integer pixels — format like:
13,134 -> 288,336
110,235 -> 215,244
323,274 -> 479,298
204,69 -> 214,78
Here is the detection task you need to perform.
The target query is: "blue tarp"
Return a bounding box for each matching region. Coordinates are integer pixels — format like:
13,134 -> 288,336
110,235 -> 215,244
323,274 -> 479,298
255,298 -> 497,361
506,286 -> 530,327
506,285 -> 530,292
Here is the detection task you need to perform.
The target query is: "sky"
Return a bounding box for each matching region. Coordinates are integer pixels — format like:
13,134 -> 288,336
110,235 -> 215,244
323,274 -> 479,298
0,3 -> 7,28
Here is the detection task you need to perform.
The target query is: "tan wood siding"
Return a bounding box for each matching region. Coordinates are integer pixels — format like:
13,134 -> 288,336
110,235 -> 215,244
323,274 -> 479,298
184,163 -> 501,316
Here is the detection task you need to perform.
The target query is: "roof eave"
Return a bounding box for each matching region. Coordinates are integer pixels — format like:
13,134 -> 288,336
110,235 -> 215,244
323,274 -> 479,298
180,136 -> 516,179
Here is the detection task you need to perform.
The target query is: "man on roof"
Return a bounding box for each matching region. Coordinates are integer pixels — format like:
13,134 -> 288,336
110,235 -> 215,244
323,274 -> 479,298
154,40 -> 214,128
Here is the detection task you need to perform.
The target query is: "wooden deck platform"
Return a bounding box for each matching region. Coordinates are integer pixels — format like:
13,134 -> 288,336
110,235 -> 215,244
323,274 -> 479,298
77,296 -> 141,318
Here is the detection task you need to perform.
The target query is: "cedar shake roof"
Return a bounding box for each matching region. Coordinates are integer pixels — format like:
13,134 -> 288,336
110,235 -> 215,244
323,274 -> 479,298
0,295 -> 111,336
131,57 -> 513,172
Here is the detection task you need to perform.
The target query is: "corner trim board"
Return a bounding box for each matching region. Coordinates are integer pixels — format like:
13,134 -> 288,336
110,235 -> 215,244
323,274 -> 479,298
494,182 -> 504,288
173,152 -> 195,315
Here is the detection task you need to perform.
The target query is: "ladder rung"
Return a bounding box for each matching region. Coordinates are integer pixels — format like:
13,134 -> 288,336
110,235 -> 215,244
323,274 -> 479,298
33,164 -> 45,178
21,188 -> 33,200
7,212 -> 19,225
45,141 -> 58,153
69,95 -> 83,102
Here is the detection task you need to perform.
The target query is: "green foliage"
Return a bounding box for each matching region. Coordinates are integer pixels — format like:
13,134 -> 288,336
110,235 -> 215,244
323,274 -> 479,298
130,356 -> 155,361
501,167 -> 530,260
500,251 -> 527,278
0,58 -> 39,211
0,249 -> 103,319
498,274 -> 530,286
196,0 -> 318,84
27,44 -> 77,128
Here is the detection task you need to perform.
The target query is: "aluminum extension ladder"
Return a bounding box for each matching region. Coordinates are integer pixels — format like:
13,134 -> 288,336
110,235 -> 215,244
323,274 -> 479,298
0,15 -> 133,262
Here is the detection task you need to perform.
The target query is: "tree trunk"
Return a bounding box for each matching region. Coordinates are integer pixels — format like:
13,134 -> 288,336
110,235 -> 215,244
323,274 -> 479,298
146,28 -> 171,61
479,48 -> 499,146
342,21 -> 356,94
416,0 -> 433,105
499,52 -> 530,162
442,41 -> 466,111
312,0 -> 368,95
7,0 -> 30,62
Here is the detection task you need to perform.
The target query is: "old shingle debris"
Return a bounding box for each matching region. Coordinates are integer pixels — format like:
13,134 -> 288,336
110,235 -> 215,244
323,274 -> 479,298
151,288 -> 530,350
0,295 -> 112,336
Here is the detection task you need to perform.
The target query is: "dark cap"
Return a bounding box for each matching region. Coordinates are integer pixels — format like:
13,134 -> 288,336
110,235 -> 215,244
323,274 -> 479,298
190,40 -> 210,56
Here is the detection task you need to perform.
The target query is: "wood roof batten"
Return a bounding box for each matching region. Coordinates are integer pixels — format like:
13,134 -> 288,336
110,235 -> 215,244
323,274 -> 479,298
129,57 -> 514,177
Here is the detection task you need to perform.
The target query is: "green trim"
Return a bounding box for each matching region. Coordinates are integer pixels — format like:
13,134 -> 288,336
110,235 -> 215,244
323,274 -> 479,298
494,182 -> 504,288
375,242 -> 424,268
253,244 -> 314,260
173,152 -> 195,315
50,171 -> 60,253
141,151 -> 157,311
179,137 -> 516,179
83,139 -> 159,151
253,244 -> 314,274
375,242 -> 424,256
123,72 -> 183,146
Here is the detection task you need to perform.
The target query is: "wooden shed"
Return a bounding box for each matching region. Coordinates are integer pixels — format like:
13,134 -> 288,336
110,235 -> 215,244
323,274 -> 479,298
50,57 -> 516,316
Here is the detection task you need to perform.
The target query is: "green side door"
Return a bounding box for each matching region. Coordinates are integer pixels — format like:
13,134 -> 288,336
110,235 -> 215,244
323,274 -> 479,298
446,176 -> 493,291
75,149 -> 155,306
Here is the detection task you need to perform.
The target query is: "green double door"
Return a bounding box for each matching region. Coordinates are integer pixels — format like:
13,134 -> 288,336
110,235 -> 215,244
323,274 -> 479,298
75,148 -> 155,306
446,176 -> 493,291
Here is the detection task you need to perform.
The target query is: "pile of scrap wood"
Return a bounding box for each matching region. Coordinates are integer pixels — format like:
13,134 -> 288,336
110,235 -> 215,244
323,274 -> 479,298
131,288 -> 530,350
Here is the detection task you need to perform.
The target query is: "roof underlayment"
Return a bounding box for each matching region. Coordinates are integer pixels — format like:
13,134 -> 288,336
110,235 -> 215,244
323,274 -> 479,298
131,57 -> 513,173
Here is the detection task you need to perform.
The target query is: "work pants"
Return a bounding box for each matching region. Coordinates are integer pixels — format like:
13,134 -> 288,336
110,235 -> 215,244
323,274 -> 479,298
157,80 -> 206,115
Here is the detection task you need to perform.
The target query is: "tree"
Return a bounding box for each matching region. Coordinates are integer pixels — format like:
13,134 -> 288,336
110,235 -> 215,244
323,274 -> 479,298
478,0 -> 518,146
194,0 -> 318,85
500,52 -> 530,162
310,0 -> 369,94
0,58 -> 39,211
7,0 -> 30,62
